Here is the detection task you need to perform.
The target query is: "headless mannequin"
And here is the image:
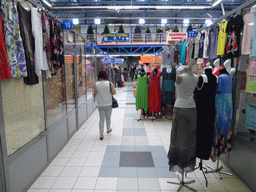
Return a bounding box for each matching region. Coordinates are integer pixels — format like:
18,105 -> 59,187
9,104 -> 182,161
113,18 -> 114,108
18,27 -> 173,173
176,66 -> 193,84
166,66 -> 172,73
139,68 -> 148,118
153,67 -> 158,76
213,58 -> 220,74
224,59 -> 235,78
251,4 -> 256,13
205,62 -> 211,69
140,68 -> 146,77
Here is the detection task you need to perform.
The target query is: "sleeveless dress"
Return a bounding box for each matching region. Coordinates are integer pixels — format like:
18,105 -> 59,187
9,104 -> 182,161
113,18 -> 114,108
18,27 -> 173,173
194,74 -> 217,160
161,67 -> 176,105
148,70 -> 162,112
135,74 -> 148,112
211,73 -> 232,162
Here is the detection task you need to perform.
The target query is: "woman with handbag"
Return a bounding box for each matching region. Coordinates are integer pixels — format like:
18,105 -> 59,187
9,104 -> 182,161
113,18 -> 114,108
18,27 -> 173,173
93,69 -> 116,140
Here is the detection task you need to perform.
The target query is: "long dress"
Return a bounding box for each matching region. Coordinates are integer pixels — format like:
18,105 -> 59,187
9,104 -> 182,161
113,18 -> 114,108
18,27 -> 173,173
1,0 -> 27,78
161,67 -> 176,105
135,74 -> 148,112
211,73 -> 232,162
0,13 -> 12,80
194,73 -> 217,160
17,2 -> 38,85
148,70 -> 162,112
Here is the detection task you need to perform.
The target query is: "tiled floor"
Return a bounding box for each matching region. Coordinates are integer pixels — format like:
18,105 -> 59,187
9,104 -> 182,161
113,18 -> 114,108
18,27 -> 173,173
28,82 -> 252,192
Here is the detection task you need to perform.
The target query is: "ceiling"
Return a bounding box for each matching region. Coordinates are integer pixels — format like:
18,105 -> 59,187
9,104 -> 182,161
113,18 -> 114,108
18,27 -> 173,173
40,0 -> 251,25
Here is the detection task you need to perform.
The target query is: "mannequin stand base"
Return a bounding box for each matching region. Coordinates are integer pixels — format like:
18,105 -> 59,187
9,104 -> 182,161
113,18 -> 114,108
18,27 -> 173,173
186,160 -> 208,187
206,165 -> 232,180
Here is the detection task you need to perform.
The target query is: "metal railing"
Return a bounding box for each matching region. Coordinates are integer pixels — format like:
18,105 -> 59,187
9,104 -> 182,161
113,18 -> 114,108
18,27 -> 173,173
84,33 -> 167,44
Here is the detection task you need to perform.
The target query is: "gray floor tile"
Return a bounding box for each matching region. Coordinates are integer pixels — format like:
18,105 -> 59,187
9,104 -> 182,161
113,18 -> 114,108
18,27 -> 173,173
134,129 -> 147,136
98,167 -> 119,177
101,158 -> 120,167
119,152 -> 136,167
138,168 -> 157,178
156,168 -> 177,178
117,178 -> 138,190
135,145 -> 151,151
135,152 -> 155,167
118,167 -> 138,178
122,136 -> 135,145
104,150 -> 121,159
106,146 -> 121,152
153,158 -> 169,168
138,178 -> 161,191
123,129 -> 134,136
121,145 -> 136,151
135,136 -> 149,146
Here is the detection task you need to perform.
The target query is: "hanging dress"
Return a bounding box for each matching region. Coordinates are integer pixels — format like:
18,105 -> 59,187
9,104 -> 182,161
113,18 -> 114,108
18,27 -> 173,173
217,21 -> 228,56
148,70 -> 162,112
179,41 -> 187,64
17,2 -> 38,85
135,74 -> 148,112
162,46 -> 174,66
0,13 -> 12,80
211,73 -> 232,162
161,67 -> 176,105
1,0 -> 27,78
194,73 -> 217,160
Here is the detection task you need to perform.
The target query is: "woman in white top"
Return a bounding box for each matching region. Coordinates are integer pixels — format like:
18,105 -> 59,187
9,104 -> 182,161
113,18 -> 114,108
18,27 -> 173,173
93,70 -> 116,140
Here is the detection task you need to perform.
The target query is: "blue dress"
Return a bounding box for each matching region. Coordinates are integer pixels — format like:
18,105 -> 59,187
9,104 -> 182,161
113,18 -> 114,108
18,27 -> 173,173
212,73 -> 232,161
161,67 -> 176,105
179,41 -> 187,65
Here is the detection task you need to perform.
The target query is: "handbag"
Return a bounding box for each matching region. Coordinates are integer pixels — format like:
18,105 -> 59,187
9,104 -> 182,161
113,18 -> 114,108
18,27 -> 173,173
109,81 -> 119,108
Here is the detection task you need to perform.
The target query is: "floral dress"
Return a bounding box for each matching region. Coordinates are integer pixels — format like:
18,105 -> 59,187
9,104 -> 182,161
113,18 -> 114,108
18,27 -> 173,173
1,0 -> 27,78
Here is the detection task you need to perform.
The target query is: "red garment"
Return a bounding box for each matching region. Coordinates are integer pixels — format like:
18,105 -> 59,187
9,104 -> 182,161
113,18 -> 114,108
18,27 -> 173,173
0,14 -> 11,80
148,70 -> 162,112
212,66 -> 224,76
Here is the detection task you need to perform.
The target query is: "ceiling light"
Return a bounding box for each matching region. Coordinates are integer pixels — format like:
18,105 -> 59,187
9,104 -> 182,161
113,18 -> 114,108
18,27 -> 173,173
161,19 -> 167,24
156,6 -> 208,9
212,0 -> 223,7
207,13 -> 212,17
205,19 -> 213,26
107,6 -> 140,10
183,19 -> 190,26
42,0 -> 52,7
95,18 -> 101,24
73,19 -> 79,25
139,18 -> 145,24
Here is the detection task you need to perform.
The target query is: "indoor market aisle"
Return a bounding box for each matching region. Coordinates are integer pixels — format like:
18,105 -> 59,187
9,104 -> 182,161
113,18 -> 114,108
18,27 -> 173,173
28,82 -> 251,192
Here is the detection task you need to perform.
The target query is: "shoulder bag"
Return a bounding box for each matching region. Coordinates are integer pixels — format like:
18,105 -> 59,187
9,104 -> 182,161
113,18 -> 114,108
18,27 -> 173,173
109,81 -> 119,108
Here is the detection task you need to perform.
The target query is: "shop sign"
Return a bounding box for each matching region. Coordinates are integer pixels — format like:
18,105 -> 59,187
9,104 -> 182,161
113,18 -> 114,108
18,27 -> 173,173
103,33 -> 129,42
155,55 -> 163,64
101,57 -> 113,64
140,55 -> 154,63
167,32 -> 187,41
65,55 -> 74,63
63,21 -> 74,30
187,31 -> 197,38
113,58 -> 125,64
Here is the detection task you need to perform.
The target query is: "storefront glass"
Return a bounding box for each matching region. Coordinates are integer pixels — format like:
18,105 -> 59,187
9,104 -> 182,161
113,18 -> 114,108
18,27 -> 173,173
1,77 -> 45,155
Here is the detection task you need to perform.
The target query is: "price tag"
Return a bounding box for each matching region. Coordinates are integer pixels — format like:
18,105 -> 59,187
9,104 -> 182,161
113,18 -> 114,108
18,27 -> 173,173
63,21 -> 74,30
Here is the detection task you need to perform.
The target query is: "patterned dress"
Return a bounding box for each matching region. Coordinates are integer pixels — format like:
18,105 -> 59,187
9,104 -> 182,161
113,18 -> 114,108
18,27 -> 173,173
161,67 -> 176,105
1,0 -> 27,78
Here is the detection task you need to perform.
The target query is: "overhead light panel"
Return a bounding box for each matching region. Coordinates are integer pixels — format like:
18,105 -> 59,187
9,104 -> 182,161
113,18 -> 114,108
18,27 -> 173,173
205,19 -> 213,26
207,13 -> 212,17
161,19 -> 167,24
212,0 -> 223,7
156,6 -> 208,9
42,0 -> 52,7
95,18 -> 101,24
139,18 -> 145,24
73,19 -> 79,25
183,19 -> 190,26
107,6 -> 140,10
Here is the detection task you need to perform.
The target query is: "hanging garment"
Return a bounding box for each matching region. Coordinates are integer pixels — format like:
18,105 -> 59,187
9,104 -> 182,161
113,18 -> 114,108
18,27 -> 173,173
50,18 -> 64,75
245,104 -> 256,132
251,13 -> 256,58
203,31 -> 209,59
241,12 -> 254,55
188,38 -> 194,60
148,70 -> 162,112
212,66 -> 224,77
161,67 -> 176,105
194,74 -> 217,160
114,68 -> 122,86
0,13 -> 11,80
217,21 -> 228,56
1,0 -> 27,78
17,2 -> 38,85
179,41 -> 187,64
211,73 -> 232,162
208,26 -> 219,60
135,74 -> 148,111
31,8 -> 50,77
41,12 -> 51,72
225,15 -> 244,58
246,70 -> 256,94
248,59 -> 256,76
162,46 -> 174,66
194,33 -> 200,59
198,32 -> 204,58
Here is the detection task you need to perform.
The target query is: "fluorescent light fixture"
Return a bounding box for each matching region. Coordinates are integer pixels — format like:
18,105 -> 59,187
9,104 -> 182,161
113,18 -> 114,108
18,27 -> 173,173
161,19 -> 167,24
207,13 -> 212,17
107,6 -> 140,10
95,18 -> 101,24
156,6 -> 208,9
139,18 -> 145,24
73,19 -> 79,25
212,0 -> 223,7
205,19 -> 213,26
42,0 -> 52,8
183,19 -> 190,26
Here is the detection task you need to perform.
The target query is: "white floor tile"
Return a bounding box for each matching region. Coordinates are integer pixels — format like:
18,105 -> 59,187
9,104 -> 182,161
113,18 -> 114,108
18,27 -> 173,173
79,167 -> 101,177
41,167 -> 64,177
73,177 -> 97,190
84,158 -> 103,166
51,177 -> 77,189
49,158 -> 70,167
49,189 -> 72,192
66,158 -> 87,167
27,189 -> 49,192
59,167 -> 83,177
95,177 -> 118,190
30,177 -> 57,189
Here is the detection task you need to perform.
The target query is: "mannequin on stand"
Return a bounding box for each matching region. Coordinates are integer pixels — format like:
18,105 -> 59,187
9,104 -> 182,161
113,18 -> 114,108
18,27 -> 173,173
212,58 -> 224,76
205,62 -> 211,69
167,66 -> 198,190
224,59 -> 236,78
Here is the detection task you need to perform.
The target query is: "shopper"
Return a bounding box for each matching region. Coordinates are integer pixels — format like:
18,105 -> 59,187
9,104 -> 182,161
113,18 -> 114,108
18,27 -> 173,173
93,69 -> 116,140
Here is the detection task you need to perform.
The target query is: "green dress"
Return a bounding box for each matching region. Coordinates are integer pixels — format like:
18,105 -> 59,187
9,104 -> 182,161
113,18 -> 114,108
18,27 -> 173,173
136,74 -> 148,111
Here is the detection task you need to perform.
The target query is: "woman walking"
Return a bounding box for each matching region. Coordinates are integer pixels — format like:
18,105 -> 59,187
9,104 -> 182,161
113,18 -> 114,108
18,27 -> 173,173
93,69 -> 116,140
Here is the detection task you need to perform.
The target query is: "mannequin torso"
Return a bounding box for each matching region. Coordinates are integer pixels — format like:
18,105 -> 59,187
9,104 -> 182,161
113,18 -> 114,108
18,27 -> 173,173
213,58 -> 220,73
224,59 -> 235,78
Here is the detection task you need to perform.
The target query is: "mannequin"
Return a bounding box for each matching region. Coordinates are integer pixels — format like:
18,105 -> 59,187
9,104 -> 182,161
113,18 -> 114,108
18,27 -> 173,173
212,58 -> 224,76
153,67 -> 159,76
168,65 -> 198,174
224,59 -> 235,78
140,68 -> 147,77
205,62 -> 211,68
